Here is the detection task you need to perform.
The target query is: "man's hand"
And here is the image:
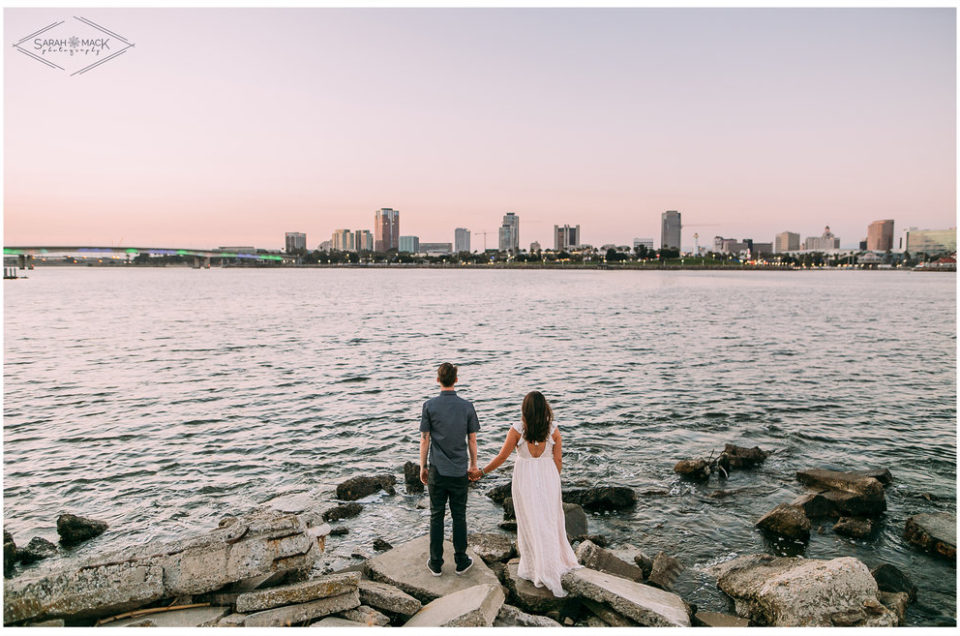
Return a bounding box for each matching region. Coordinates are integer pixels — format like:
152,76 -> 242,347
468,467 -> 482,481
420,467 -> 429,486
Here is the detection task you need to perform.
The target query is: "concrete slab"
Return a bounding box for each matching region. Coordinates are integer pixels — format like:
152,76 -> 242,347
561,567 -> 690,627
402,584 -> 504,627
357,580 -> 421,617
244,590 -> 360,627
311,617 -> 370,627
503,558 -> 578,615
104,606 -> 230,627
235,572 -> 360,613
363,534 -> 499,603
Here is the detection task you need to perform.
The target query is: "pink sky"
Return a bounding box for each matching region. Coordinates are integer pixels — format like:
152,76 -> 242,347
4,8 -> 956,251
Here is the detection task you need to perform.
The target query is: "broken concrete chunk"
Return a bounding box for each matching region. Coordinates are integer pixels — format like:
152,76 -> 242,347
357,580 -> 421,617
493,603 -> 562,627
575,540 -> 644,582
466,533 -> 515,564
235,572 -> 360,613
561,567 -> 690,626
244,590 -> 360,627
402,583 -> 504,627
339,605 -> 390,626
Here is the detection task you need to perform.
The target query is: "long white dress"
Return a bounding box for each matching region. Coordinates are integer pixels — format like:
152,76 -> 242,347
511,420 -> 581,597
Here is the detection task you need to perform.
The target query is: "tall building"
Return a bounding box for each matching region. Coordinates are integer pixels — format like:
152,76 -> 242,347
374,208 -> 400,252
455,228 -> 471,253
775,231 -> 800,253
498,212 -> 520,253
398,236 -> 420,254
633,238 -> 654,251
554,224 -> 581,251
353,230 -> 374,252
803,226 -> 840,251
866,220 -> 894,251
902,228 -> 956,254
332,229 -> 353,252
661,210 -> 681,250
285,232 -> 306,253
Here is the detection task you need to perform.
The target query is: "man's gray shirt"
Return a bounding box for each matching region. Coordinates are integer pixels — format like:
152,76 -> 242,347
420,390 -> 480,477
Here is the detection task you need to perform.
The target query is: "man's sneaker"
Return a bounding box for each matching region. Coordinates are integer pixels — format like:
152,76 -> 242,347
455,557 -> 473,576
427,559 -> 442,577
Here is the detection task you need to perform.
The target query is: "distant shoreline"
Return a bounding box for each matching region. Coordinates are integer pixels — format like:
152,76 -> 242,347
13,263 -> 951,272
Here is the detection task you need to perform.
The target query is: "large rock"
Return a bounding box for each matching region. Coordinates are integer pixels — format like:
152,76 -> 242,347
358,580 -> 421,617
563,503 -> 588,537
756,504 -> 811,541
870,563 -> 916,601
713,554 -> 897,626
503,558 -> 578,615
244,590 -> 360,627
647,552 -> 684,592
502,497 -> 516,520
4,510 -> 326,625
485,483 -> 512,504
4,531 -> 16,578
878,591 -> 910,625
789,492 -> 839,518
236,572 -> 359,612
852,468 -> 893,486
16,537 -> 57,565
723,444 -> 768,469
562,487 -> 637,511
561,567 -> 690,626
56,514 -> 108,546
796,469 -> 887,515
402,583 -> 504,627
322,503 -> 363,523
819,489 -> 886,516
402,462 -> 423,494
466,533 -> 515,564
339,605 -> 390,626
833,517 -> 873,539
493,603 -> 562,627
673,459 -> 711,481
336,475 -> 396,501
363,534 -> 498,603
904,513 -> 956,562
103,606 -> 230,627
575,540 -> 644,582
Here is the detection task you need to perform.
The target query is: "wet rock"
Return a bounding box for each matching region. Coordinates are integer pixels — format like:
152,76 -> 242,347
372,538 -> 392,552
502,497 -> 515,520
713,554 -> 897,626
575,540 -> 644,582
56,514 -> 107,547
336,475 -> 397,501
694,611 -> 749,627
833,516 -> 873,539
4,510 -> 323,625
797,469 -> 886,498
563,503 -> 588,538
647,552 -> 684,591
485,482 -> 512,504
330,526 -> 350,536
723,444 -> 768,468
358,580 -> 421,617
244,590 -> 360,627
493,603 -> 562,627
820,489 -> 886,517
790,492 -> 839,518
756,503 -> 811,541
870,563 -> 916,601
561,567 -> 691,626
466,533 -> 515,564
105,606 -> 231,628
632,553 -> 654,579
582,598 -> 639,626
877,591 -> 910,625
403,462 -> 424,494
852,468 -> 893,486
403,583 -> 504,627
322,503 -> 363,523
363,534 -> 498,603
904,513 -> 956,562
339,605 -> 390,626
570,534 -> 608,548
562,486 -> 637,511
503,558 -> 577,615
673,459 -> 711,482
16,537 -> 58,565
498,521 -> 517,532
236,572 -> 360,613
4,531 -> 16,578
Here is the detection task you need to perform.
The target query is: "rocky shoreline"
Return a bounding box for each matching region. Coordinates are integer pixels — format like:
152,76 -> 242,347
3,447 -> 955,627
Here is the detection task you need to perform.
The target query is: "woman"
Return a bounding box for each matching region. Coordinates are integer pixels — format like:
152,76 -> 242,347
472,391 -> 580,597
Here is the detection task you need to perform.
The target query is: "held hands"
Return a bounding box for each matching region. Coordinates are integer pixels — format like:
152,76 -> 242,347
468,466 -> 483,481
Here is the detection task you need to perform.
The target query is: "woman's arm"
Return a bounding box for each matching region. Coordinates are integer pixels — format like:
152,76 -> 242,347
552,428 -> 562,475
480,428 -> 521,477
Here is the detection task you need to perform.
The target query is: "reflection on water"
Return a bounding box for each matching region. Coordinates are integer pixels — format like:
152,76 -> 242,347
3,268 -> 956,624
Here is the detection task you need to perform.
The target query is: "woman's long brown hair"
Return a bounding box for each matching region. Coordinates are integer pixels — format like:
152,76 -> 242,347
521,391 -> 553,443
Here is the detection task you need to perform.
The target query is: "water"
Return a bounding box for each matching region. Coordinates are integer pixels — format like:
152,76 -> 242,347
3,267 -> 956,625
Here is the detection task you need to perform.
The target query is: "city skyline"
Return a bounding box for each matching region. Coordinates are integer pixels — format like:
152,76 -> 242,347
4,8 -> 956,251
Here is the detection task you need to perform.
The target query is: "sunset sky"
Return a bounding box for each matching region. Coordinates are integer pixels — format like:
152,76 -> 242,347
3,7 -> 956,251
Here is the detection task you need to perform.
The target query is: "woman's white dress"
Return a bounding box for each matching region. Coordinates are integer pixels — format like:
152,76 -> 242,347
511,420 -> 581,597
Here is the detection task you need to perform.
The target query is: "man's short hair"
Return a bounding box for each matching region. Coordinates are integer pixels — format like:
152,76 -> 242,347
437,362 -> 458,387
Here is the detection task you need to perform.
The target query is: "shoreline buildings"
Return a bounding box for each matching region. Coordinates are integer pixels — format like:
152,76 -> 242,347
866,220 -> 894,251
398,236 -> 420,254
898,227 -> 956,254
661,211 -> 681,250
375,208 -> 399,252
498,212 -> 520,254
284,232 -> 306,253
804,226 -> 840,251
775,231 -> 800,253
633,238 -> 654,252
554,224 -> 581,251
455,228 -> 471,253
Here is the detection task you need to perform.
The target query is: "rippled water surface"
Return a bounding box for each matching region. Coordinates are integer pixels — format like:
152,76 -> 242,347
4,268 -> 956,624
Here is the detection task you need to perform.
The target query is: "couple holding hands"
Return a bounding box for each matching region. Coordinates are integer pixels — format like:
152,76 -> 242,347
418,362 -> 580,598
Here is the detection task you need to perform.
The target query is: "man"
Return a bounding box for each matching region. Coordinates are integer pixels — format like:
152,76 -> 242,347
419,362 -> 479,576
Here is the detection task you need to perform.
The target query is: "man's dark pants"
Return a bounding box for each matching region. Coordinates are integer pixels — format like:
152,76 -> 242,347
427,465 -> 469,569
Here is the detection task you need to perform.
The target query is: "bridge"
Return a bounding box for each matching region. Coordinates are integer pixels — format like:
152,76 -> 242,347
3,246 -> 298,268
